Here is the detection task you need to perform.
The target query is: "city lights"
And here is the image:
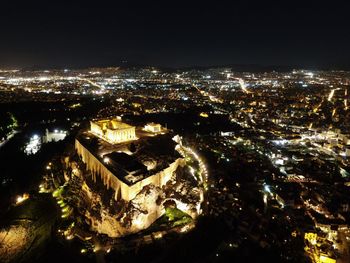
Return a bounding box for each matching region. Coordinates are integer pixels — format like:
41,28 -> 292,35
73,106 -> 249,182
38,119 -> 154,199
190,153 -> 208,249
15,193 -> 29,205
1,66 -> 349,262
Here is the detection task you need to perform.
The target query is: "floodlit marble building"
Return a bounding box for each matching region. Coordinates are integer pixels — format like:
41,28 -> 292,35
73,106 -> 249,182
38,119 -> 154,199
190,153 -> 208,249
144,122 -> 162,133
42,129 -> 67,143
90,118 -> 136,144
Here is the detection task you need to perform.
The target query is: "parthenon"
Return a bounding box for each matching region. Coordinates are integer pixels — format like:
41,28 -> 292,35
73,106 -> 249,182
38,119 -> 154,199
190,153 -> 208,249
90,118 -> 137,144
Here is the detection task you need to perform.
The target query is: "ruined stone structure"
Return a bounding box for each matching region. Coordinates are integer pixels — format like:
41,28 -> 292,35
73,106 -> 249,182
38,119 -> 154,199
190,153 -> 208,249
75,139 -> 183,201
144,122 -> 162,133
90,118 -> 136,144
75,118 -> 184,202
71,118 -> 202,238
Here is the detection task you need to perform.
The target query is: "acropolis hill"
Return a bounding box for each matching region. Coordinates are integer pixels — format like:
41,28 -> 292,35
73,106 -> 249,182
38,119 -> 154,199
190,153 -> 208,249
75,118 -> 183,201
64,117 -> 203,237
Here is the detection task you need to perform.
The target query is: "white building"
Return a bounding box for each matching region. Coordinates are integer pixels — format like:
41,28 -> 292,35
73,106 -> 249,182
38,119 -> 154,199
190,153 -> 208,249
144,123 -> 162,133
42,129 -> 67,143
90,119 -> 136,144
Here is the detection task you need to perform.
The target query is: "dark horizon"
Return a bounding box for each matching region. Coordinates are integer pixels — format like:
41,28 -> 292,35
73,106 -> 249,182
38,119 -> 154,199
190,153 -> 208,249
4,63 -> 350,73
1,1 -> 350,69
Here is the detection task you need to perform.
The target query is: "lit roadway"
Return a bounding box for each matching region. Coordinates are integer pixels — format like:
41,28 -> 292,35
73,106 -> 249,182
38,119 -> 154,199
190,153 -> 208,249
176,141 -> 208,214
238,78 -> 250,94
0,130 -> 19,148
77,77 -> 105,91
189,80 -> 253,129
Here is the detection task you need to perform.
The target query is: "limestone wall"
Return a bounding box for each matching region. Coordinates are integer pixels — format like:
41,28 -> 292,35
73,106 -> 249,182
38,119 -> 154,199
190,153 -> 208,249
85,184 -> 165,238
75,139 -> 129,201
75,139 -> 183,202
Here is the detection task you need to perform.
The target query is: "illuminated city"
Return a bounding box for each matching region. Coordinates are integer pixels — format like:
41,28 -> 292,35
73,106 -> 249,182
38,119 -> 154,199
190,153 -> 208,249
0,67 -> 349,263
1,1 -> 350,263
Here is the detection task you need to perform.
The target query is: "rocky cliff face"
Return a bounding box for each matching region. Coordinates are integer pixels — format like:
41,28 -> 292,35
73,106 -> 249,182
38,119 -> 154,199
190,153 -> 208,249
0,198 -> 57,263
120,185 -> 164,233
69,158 -> 201,238
84,183 -> 164,237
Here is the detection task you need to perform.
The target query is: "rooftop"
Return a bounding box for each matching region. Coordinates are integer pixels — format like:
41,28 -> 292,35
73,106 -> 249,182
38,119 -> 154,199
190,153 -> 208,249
104,152 -> 146,175
93,118 -> 134,130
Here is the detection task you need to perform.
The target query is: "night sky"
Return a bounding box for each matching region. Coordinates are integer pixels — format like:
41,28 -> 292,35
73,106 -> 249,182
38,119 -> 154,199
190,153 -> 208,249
0,1 -> 349,69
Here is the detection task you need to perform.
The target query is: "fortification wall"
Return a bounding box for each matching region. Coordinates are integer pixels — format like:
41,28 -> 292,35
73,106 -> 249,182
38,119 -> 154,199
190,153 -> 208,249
75,139 -> 183,202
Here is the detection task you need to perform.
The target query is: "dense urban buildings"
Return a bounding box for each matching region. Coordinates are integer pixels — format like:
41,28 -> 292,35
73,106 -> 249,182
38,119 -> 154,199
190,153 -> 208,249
0,67 -> 349,263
